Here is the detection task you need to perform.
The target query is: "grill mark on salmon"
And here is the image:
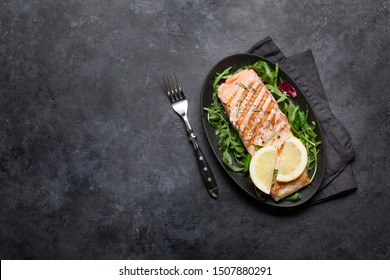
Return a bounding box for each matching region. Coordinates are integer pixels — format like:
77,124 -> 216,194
241,89 -> 268,139
240,88 -> 268,140
235,80 -> 259,123
252,111 -> 291,151
244,100 -> 274,143
245,99 -> 275,152
236,82 -> 262,127
224,87 -> 240,111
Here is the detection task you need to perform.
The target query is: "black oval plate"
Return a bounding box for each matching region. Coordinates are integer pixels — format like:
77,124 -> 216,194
201,54 -> 326,208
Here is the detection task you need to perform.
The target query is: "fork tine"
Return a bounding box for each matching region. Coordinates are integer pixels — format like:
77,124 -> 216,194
168,74 -> 179,101
167,75 -> 177,101
172,74 -> 184,100
164,73 -> 187,102
163,76 -> 175,102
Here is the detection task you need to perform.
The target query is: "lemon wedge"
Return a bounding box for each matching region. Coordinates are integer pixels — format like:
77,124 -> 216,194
249,146 -> 277,194
276,136 -> 308,182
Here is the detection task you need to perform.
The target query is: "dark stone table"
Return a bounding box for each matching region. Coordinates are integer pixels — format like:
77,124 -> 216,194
1,0 -> 389,259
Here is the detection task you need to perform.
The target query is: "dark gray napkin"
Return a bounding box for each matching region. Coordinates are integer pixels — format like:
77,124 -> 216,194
248,37 -> 357,205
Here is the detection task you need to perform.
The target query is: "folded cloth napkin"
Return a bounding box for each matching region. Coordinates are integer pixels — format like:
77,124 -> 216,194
248,36 -> 357,205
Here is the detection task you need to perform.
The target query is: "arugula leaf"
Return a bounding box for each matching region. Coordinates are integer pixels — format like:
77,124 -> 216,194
293,110 -> 306,131
213,68 -> 232,92
254,186 -> 266,200
284,192 -> 302,202
222,150 -> 244,172
243,154 -> 251,173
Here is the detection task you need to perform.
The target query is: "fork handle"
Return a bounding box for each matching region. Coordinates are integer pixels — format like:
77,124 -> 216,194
189,134 -> 219,199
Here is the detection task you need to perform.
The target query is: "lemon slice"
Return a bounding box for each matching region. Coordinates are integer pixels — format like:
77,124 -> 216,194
276,136 -> 308,182
249,146 -> 277,194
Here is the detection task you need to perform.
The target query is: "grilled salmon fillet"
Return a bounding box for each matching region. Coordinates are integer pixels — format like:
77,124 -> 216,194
218,69 -> 291,156
217,68 -> 310,200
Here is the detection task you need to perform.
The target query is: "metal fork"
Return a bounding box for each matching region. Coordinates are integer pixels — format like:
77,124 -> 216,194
163,74 -> 219,199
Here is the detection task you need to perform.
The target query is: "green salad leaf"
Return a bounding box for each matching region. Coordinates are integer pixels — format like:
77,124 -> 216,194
284,192 -> 302,202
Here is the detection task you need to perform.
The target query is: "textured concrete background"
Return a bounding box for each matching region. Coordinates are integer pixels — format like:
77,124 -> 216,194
1,0 -> 389,259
